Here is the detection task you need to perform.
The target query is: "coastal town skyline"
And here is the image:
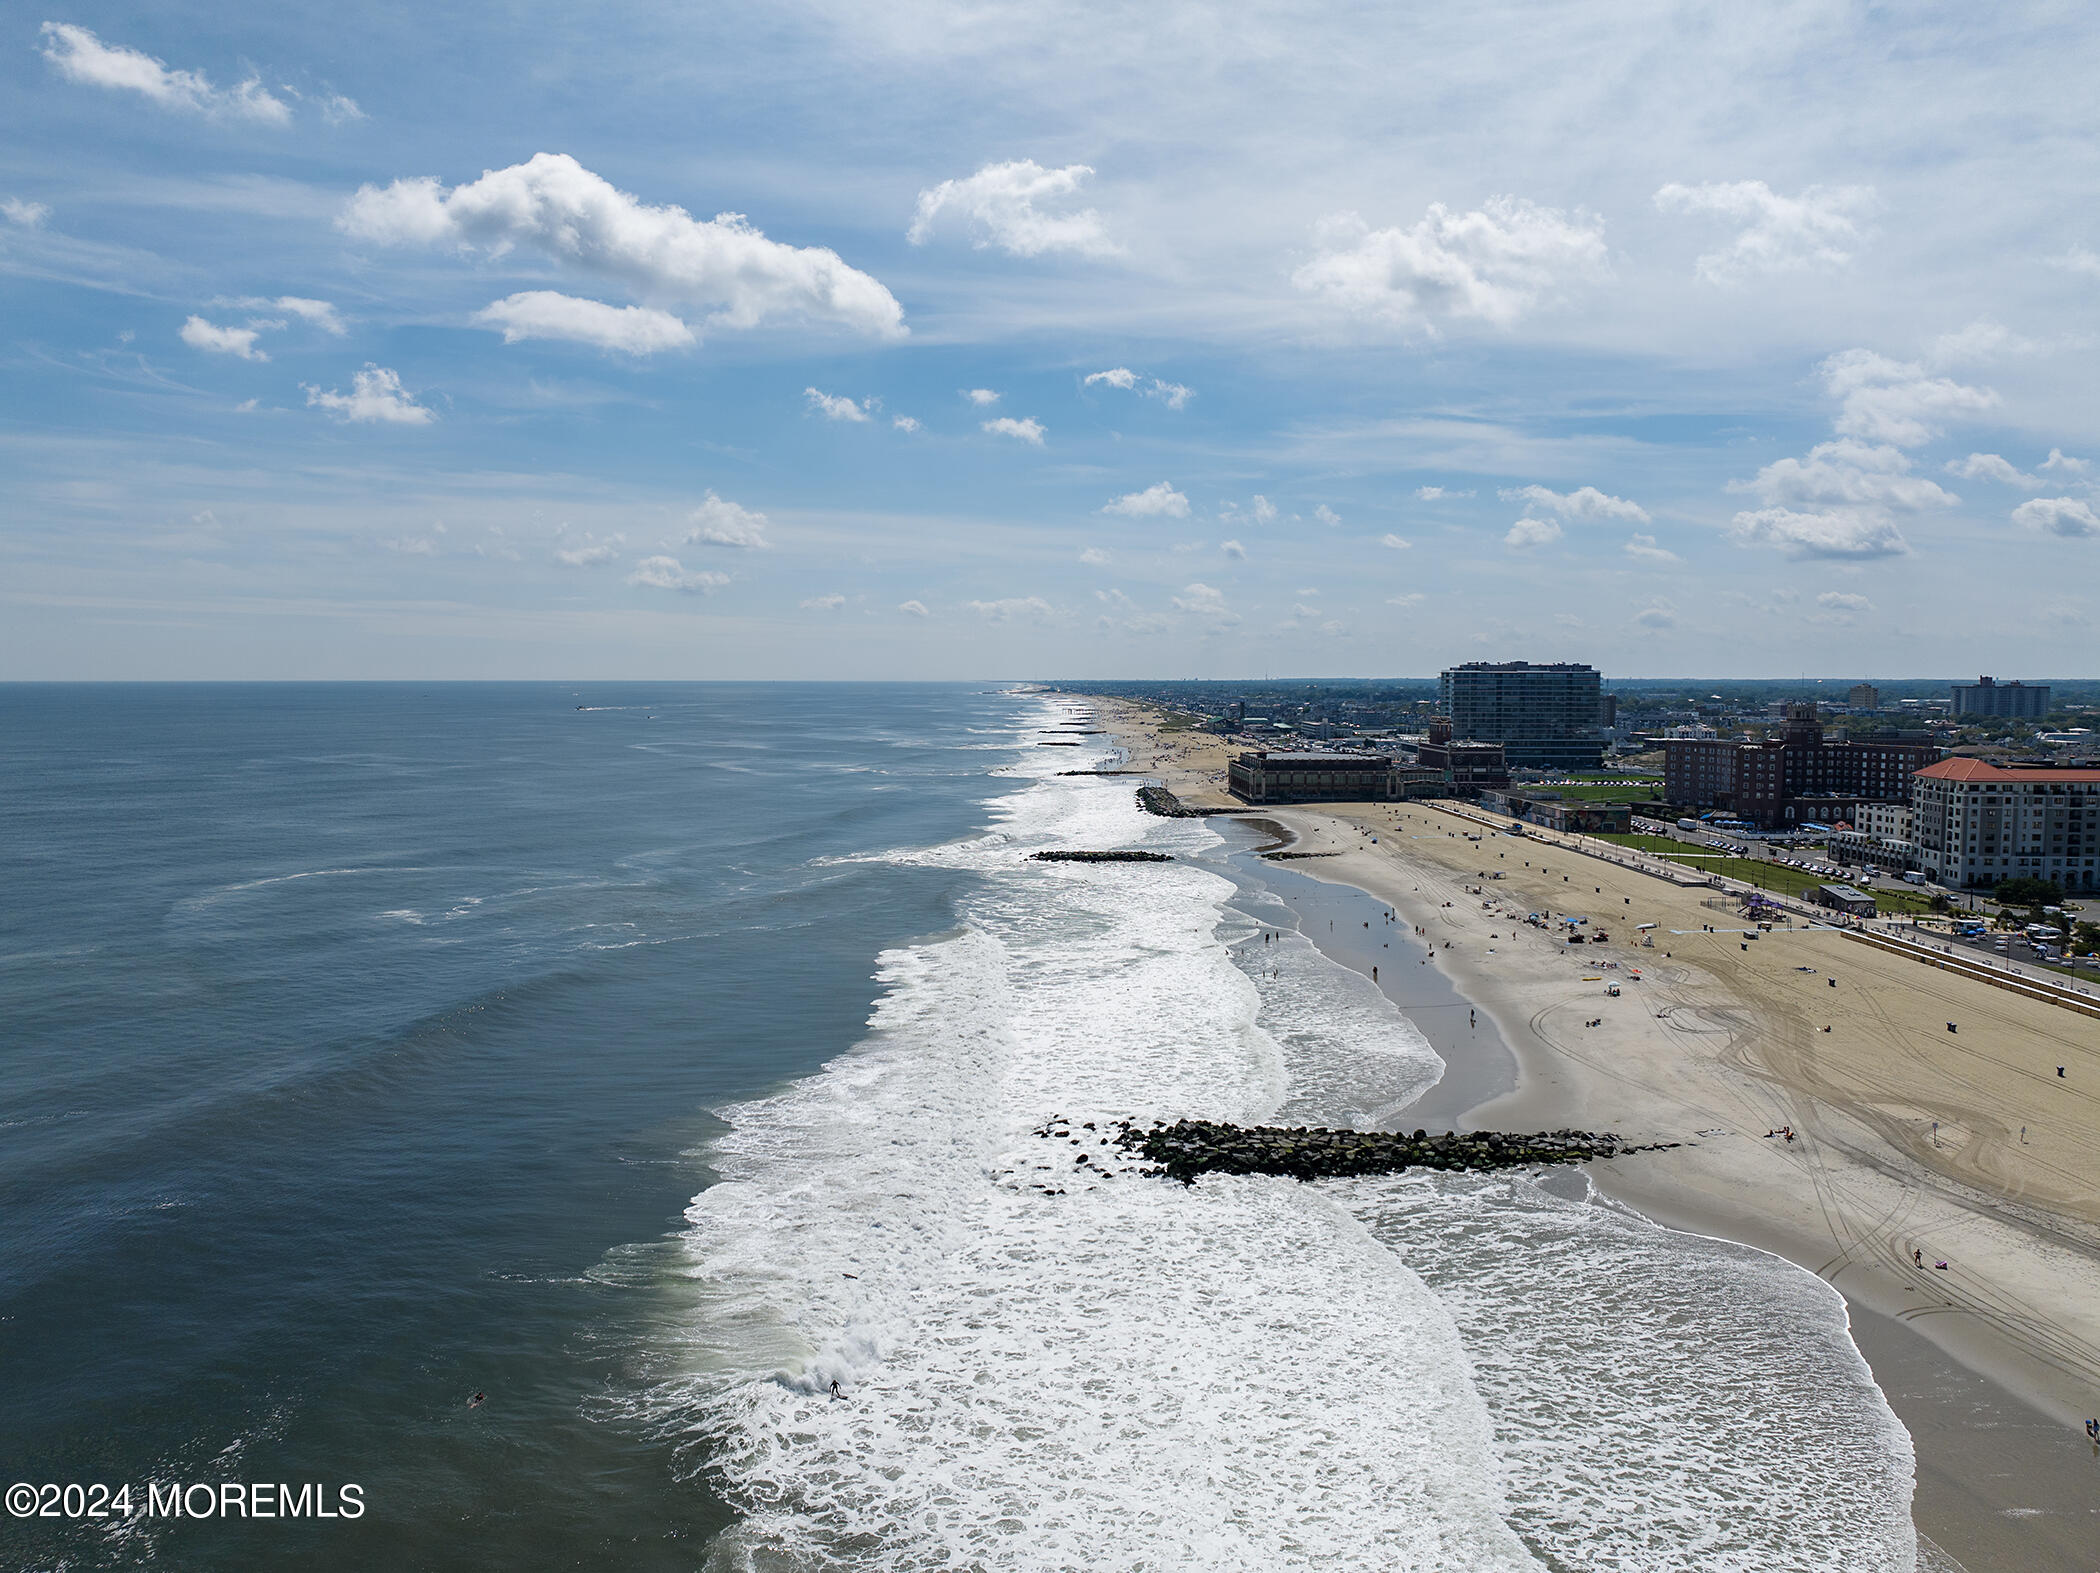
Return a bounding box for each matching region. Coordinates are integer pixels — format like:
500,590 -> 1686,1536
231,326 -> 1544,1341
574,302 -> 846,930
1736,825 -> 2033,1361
5,4 -> 2100,680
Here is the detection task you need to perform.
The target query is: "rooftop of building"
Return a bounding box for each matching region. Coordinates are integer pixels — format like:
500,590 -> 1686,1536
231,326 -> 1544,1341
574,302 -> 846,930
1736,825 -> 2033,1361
1916,757 -> 2100,784
1234,751 -> 1391,765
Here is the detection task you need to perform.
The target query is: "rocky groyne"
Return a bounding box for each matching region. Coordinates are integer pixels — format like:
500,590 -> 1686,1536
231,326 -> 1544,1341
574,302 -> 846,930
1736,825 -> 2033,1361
1136,786 -> 1249,818
1101,1117 -> 1677,1185
1031,851 -> 1175,863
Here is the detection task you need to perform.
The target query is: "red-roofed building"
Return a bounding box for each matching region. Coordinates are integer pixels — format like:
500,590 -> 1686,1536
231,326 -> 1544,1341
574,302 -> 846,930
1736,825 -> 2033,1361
1911,757 -> 2100,890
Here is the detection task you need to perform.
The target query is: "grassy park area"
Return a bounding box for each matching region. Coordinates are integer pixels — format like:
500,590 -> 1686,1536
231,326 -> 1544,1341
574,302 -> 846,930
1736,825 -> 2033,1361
1590,833 -> 1939,916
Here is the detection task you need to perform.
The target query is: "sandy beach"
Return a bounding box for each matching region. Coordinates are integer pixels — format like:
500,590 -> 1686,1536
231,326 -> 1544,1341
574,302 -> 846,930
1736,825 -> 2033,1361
1093,697 -> 2100,1571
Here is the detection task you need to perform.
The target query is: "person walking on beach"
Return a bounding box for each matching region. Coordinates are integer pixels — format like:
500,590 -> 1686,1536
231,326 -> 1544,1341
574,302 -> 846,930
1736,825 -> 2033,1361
1913,1248 -> 1923,1269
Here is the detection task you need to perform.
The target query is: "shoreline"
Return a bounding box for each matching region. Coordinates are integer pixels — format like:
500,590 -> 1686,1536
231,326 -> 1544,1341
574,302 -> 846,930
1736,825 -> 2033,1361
1098,697 -> 2100,1572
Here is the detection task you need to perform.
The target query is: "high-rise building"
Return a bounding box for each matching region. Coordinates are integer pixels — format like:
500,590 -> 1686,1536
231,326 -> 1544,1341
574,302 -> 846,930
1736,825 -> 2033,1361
1911,758 -> 2100,890
1437,661 -> 1604,770
1847,683 -> 1879,711
1950,676 -> 2049,718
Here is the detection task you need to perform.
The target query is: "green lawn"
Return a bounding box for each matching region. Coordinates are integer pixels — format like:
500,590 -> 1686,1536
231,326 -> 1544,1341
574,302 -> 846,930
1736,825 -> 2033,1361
1589,834 -> 1938,915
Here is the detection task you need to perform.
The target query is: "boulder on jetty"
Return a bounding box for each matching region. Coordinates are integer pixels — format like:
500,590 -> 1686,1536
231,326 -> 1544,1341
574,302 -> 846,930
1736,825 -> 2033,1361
1107,1117 -> 1677,1185
1136,785 -> 1249,818
1031,850 -> 1175,863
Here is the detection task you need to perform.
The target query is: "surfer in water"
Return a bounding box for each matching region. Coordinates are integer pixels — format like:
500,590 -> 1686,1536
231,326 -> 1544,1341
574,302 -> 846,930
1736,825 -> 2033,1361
467,1392 -> 485,1409
830,1378 -> 845,1401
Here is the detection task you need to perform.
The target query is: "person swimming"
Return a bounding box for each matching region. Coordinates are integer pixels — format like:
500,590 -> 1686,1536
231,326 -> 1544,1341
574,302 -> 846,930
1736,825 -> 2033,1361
467,1392 -> 485,1409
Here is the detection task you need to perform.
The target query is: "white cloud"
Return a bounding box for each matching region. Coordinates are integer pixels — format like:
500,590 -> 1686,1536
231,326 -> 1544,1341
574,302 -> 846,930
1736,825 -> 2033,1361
897,599 -> 930,618
2041,448 -> 2091,477
1633,601 -> 1678,629
1945,452 -> 2040,488
967,596 -> 1056,623
1817,591 -> 1875,612
801,593 -> 847,611
2048,245 -> 2100,279
892,415 -> 920,432
1387,593 -> 1425,607
1171,582 -> 1236,625
1728,507 -> 1908,559
1500,484 -> 1649,522
1293,196 -> 1608,330
1414,485 -> 1475,499
1085,367 -> 1137,390
1739,440 -> 1957,512
628,555 -> 729,593
553,531 -> 623,567
1283,602 -> 1347,636
1250,496 -> 1277,524
475,291 -> 694,354
1928,319 -> 2037,367
908,160 -> 1116,258
1504,516 -> 1563,549
233,295 -> 344,335
2011,497 -> 2100,538
1623,532 -> 1680,564
1220,539 -> 1246,559
1147,379 -> 1193,410
964,388 -> 1002,405
302,365 -> 435,425
1819,348 -> 1997,447
2,197 -> 50,228
1652,180 -> 1874,284
682,492 -> 770,549
341,153 -> 904,340
181,315 -> 268,361
1079,547 -> 1111,566
804,386 -> 871,422
1380,533 -> 1412,549
982,416 -> 1045,445
382,535 -> 438,556
1313,504 -> 1341,527
39,22 -> 290,124
316,93 -> 363,125
1103,481 -> 1189,518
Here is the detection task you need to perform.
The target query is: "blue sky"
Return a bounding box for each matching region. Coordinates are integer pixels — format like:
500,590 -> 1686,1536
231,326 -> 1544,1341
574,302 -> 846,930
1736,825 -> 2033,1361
4,2 -> 2097,679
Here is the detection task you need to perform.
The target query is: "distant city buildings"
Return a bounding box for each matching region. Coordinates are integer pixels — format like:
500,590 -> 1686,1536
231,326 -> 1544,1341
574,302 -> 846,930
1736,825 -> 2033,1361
1438,661 -> 1605,771
1910,758 -> 2100,891
1951,676 -> 2050,718
1663,703 -> 1939,830
1847,683 -> 1880,711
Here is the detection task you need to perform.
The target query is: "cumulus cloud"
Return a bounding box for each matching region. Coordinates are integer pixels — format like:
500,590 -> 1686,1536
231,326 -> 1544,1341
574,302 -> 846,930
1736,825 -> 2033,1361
1739,440 -> 1958,512
381,534 -> 439,556
682,492 -> 770,549
39,22 -> 290,123
1652,180 -> 1874,283
1504,516 -> 1563,550
475,291 -> 694,354
1293,196 -> 1608,331
1623,532 -> 1681,564
2041,448 -> 2091,477
340,153 -> 905,340
1171,582 -> 1236,626
553,531 -> 623,567
801,593 -> 847,610
1283,603 -> 1347,636
1388,592 -> 1426,607
892,415 -> 920,432
964,388 -> 1002,406
302,365 -> 434,424
2,197 -> 50,228
1928,319 -> 2038,367
230,295 -> 344,335
1148,379 -> 1193,410
2011,497 -> 2100,538
181,315 -> 268,361
1817,591 -> 1875,612
1380,533 -> 1412,549
982,416 -> 1045,445
1220,539 -> 1246,559
1820,348 -> 1997,447
2048,245 -> 2100,279
804,387 -> 872,422
1633,601 -> 1678,630
1945,452 -> 2041,488
1500,484 -> 1649,522
1103,481 -> 1189,518
966,596 -> 1056,623
628,555 -> 729,593
1729,508 -> 1908,559
1079,547 -> 1111,566
908,160 -> 1116,258
1085,367 -> 1137,390
1313,504 -> 1342,527
897,599 -> 930,618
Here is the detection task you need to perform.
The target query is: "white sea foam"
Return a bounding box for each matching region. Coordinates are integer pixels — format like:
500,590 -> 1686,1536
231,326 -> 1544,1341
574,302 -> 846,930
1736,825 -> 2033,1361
654,698 -> 1916,1571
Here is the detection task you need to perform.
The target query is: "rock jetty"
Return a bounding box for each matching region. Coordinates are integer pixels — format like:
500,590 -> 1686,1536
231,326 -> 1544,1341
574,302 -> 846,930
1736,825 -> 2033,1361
1031,850 -> 1175,863
1136,786 -> 1249,818
1106,1117 -> 1677,1185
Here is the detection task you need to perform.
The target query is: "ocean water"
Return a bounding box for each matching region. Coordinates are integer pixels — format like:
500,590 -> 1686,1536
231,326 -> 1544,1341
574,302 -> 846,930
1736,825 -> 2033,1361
1,684 -> 1917,1570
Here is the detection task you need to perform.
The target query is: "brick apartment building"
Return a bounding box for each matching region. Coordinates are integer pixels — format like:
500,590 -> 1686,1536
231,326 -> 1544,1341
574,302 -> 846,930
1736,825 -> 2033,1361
1663,703 -> 1939,830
